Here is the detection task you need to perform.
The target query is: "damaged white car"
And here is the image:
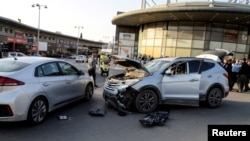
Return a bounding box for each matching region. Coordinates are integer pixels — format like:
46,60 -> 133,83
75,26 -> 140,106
103,53 -> 230,114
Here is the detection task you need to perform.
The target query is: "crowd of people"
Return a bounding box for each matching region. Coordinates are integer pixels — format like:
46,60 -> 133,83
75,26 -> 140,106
222,58 -> 250,93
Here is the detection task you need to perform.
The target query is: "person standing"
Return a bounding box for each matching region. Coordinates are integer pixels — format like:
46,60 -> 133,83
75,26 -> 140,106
237,58 -> 249,93
231,59 -> 241,90
223,59 -> 233,90
88,52 -> 98,87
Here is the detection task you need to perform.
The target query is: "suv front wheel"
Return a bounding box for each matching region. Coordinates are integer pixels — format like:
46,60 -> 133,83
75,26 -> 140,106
206,87 -> 222,108
135,89 -> 158,113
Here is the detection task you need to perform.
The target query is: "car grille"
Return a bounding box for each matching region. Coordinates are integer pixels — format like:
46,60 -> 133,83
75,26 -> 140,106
104,82 -> 120,90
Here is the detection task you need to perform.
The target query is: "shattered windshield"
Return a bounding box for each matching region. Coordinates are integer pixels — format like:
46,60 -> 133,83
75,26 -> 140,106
144,60 -> 169,73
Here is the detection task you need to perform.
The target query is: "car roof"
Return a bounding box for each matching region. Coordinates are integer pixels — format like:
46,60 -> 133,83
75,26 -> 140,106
1,56 -> 59,64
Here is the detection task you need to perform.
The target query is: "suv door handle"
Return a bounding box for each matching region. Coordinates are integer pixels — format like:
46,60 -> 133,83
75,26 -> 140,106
190,79 -> 198,82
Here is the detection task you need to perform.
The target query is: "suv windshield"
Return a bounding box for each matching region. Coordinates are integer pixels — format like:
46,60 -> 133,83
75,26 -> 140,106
144,60 -> 170,73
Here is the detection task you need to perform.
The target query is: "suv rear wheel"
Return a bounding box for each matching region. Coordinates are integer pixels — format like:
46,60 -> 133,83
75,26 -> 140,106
206,87 -> 222,108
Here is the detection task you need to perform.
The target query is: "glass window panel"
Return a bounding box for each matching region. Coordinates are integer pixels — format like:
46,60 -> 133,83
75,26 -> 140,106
193,31 -> 205,40
176,48 -> 191,57
238,25 -> 248,34
211,32 -> 223,41
194,22 -> 206,31
234,53 -> 246,59
224,24 -> 238,33
154,39 -> 162,46
155,28 -> 163,38
153,47 -> 162,58
145,47 -> 154,56
222,42 -> 236,51
238,34 -> 247,44
178,30 -> 193,39
223,33 -> 237,42
190,49 -> 203,57
177,39 -> 192,48
179,22 -> 193,30
209,41 -> 222,50
166,38 -> 177,47
165,47 -> 176,57
212,23 -> 224,32
142,39 -> 146,46
192,40 -> 204,49
167,30 -> 178,38
236,44 -> 246,52
139,47 -> 146,55
146,39 -> 154,46
147,28 -> 155,39
168,22 -> 178,30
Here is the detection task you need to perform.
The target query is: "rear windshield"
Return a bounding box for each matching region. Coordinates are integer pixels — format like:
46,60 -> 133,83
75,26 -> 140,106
0,60 -> 29,72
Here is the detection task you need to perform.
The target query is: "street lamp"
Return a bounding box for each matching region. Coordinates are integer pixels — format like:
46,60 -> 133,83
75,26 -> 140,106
75,26 -> 84,55
32,3 -> 47,54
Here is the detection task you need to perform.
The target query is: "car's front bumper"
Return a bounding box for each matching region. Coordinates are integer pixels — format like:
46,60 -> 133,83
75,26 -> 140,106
103,83 -> 132,113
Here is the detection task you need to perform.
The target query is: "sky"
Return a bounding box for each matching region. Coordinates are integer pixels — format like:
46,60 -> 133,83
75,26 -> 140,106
0,0 -> 168,42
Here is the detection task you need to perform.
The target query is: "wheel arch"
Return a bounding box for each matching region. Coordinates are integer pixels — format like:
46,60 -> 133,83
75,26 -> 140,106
137,85 -> 163,104
200,83 -> 226,101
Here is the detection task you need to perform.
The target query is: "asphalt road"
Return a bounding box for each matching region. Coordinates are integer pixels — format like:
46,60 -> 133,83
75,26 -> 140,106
0,59 -> 250,141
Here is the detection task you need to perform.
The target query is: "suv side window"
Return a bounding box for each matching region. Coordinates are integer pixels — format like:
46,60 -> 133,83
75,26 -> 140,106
169,61 -> 186,75
188,60 -> 201,73
201,61 -> 215,72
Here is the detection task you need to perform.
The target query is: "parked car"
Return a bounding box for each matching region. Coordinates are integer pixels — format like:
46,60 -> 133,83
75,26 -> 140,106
103,54 -> 230,114
8,52 -> 27,57
75,55 -> 87,63
0,57 -> 94,125
68,54 -> 77,59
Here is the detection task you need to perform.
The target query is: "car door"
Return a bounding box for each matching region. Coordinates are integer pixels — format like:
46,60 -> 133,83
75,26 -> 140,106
58,62 -> 86,99
37,62 -> 69,106
161,60 -> 201,105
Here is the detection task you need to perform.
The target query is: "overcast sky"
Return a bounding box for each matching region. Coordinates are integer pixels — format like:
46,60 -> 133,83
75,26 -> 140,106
0,0 -> 168,42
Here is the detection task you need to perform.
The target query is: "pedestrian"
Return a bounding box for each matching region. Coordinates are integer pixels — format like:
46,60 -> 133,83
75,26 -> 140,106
223,59 -> 233,90
88,52 -> 98,87
237,58 -> 249,93
231,59 -> 241,90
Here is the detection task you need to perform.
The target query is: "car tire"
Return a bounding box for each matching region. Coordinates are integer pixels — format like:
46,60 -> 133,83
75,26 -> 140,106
27,97 -> 48,125
135,89 -> 158,114
84,83 -> 93,101
206,87 -> 222,108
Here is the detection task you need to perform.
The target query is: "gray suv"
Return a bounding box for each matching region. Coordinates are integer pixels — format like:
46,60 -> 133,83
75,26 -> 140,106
103,55 -> 230,113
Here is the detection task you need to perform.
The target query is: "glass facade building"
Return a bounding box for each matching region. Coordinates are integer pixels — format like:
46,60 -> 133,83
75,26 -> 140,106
138,22 -> 249,59
112,1 -> 250,60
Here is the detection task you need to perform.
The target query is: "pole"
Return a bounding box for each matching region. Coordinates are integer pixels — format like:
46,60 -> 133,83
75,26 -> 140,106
32,3 -> 47,55
75,26 -> 83,56
37,6 -> 40,54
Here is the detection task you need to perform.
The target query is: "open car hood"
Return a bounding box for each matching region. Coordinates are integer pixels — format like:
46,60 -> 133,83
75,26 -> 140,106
196,49 -> 234,62
112,55 -> 151,74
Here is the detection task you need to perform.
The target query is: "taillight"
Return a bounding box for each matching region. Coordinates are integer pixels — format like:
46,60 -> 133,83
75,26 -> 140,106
0,76 -> 25,86
223,73 -> 228,78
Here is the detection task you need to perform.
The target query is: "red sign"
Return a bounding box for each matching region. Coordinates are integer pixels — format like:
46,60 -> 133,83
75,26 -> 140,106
7,37 -> 27,44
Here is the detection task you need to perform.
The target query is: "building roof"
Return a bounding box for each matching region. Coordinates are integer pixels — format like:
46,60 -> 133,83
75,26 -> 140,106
112,2 -> 250,26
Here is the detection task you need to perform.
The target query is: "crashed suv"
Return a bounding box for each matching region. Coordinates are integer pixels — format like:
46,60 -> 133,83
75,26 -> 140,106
103,53 -> 230,114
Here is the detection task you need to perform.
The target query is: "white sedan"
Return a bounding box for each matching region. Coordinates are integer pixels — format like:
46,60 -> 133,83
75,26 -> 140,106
0,57 -> 94,125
